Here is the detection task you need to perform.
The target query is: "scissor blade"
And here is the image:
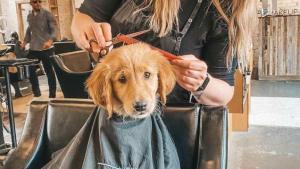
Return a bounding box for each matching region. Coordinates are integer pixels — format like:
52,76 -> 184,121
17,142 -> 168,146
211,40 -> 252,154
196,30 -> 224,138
112,29 -> 150,45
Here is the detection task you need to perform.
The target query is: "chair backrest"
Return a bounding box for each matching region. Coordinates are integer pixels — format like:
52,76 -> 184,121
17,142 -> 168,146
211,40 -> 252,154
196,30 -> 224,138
3,99 -> 228,169
53,41 -> 78,55
45,100 -> 96,158
58,50 -> 92,72
45,101 -> 200,169
51,51 -> 93,98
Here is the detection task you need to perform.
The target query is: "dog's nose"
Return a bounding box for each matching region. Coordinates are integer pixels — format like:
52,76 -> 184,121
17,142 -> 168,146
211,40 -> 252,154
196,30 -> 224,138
133,101 -> 147,112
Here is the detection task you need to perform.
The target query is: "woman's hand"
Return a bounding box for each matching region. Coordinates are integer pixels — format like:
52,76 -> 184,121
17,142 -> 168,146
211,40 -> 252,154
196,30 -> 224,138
71,12 -> 112,54
172,55 -> 208,92
79,22 -> 112,53
172,54 -> 234,106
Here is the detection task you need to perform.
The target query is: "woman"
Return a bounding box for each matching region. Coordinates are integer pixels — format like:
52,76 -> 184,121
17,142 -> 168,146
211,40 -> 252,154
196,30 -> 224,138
71,0 -> 256,106
40,1 -> 257,168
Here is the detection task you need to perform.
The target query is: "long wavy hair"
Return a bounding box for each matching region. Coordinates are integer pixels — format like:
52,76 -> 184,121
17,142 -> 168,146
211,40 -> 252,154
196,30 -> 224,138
137,0 -> 256,71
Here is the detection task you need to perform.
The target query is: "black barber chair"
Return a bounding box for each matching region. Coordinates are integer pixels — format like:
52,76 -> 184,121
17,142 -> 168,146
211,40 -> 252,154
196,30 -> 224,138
3,99 -> 228,169
0,43 -> 43,97
51,51 -> 93,98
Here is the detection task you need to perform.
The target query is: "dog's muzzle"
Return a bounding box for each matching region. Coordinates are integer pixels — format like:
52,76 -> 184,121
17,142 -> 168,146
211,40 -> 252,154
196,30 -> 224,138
133,101 -> 147,112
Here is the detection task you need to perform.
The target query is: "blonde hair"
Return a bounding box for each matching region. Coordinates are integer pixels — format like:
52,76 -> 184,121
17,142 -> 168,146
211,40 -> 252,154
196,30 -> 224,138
211,0 -> 257,71
135,0 -> 181,37
138,0 -> 256,72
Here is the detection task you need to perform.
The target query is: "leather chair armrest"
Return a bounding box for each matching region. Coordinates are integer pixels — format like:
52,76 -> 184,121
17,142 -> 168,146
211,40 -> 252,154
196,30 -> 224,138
198,106 -> 228,169
3,101 -> 50,169
163,104 -> 228,169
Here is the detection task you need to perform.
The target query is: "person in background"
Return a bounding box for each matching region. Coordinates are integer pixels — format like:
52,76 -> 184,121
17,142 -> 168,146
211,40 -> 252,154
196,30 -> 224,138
20,0 -> 57,98
71,0 -> 256,106
5,31 -> 20,44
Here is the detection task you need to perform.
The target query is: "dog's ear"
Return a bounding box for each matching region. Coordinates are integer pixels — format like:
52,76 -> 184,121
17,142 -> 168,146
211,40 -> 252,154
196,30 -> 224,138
86,63 -> 114,118
157,57 -> 176,105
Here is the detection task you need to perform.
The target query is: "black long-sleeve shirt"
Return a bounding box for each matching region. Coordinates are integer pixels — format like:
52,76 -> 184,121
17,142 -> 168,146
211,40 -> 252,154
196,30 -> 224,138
80,0 -> 238,103
24,8 -> 58,51
79,0 -> 237,86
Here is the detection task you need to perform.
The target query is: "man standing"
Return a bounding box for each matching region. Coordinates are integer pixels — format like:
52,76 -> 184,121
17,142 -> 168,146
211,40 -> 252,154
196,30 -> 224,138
20,0 -> 57,98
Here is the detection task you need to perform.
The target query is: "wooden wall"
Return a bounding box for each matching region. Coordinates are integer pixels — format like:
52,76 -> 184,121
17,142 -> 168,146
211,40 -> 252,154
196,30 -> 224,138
258,16 -> 300,80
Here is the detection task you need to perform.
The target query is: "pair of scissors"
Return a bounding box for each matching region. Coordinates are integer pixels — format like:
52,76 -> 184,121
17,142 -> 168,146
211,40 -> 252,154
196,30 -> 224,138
90,29 -> 180,62
89,29 -> 150,57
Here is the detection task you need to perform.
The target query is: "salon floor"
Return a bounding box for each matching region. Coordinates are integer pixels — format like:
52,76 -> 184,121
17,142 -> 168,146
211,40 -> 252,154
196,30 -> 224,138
2,77 -> 300,169
228,80 -> 300,169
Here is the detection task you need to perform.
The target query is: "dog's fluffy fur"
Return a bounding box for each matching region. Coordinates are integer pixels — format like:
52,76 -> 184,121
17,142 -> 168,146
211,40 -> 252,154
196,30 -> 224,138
86,43 -> 176,119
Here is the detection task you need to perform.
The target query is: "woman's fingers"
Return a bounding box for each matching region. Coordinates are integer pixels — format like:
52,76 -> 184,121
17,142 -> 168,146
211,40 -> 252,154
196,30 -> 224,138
172,55 -> 207,71
172,55 -> 208,80
99,23 -> 113,55
86,26 -> 100,53
91,23 -> 112,51
79,27 -> 98,53
174,66 -> 202,79
92,23 -> 105,48
79,31 -> 90,50
100,23 -> 112,42
173,65 -> 207,90
175,72 -> 208,91
177,54 -> 197,60
79,22 -> 112,53
176,77 -> 199,92
172,54 -> 208,91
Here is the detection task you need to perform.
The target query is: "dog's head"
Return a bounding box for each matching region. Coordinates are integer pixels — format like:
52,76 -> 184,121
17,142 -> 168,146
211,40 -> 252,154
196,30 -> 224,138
86,43 -> 176,119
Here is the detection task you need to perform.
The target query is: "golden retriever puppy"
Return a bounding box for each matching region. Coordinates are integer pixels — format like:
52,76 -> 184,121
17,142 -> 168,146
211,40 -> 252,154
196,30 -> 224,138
41,44 -> 180,169
86,43 -> 176,119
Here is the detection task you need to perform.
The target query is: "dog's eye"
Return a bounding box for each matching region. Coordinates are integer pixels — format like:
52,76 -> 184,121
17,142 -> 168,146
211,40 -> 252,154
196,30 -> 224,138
144,72 -> 151,78
118,76 -> 126,83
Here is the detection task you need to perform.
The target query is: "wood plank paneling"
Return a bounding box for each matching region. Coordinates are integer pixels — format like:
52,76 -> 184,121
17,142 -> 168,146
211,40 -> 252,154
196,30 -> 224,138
269,18 -> 273,75
296,17 -> 300,75
277,17 -> 283,75
272,17 -> 277,76
258,16 -> 300,80
287,17 -> 294,75
258,19 -> 263,77
262,18 -> 268,76
283,17 -> 287,75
